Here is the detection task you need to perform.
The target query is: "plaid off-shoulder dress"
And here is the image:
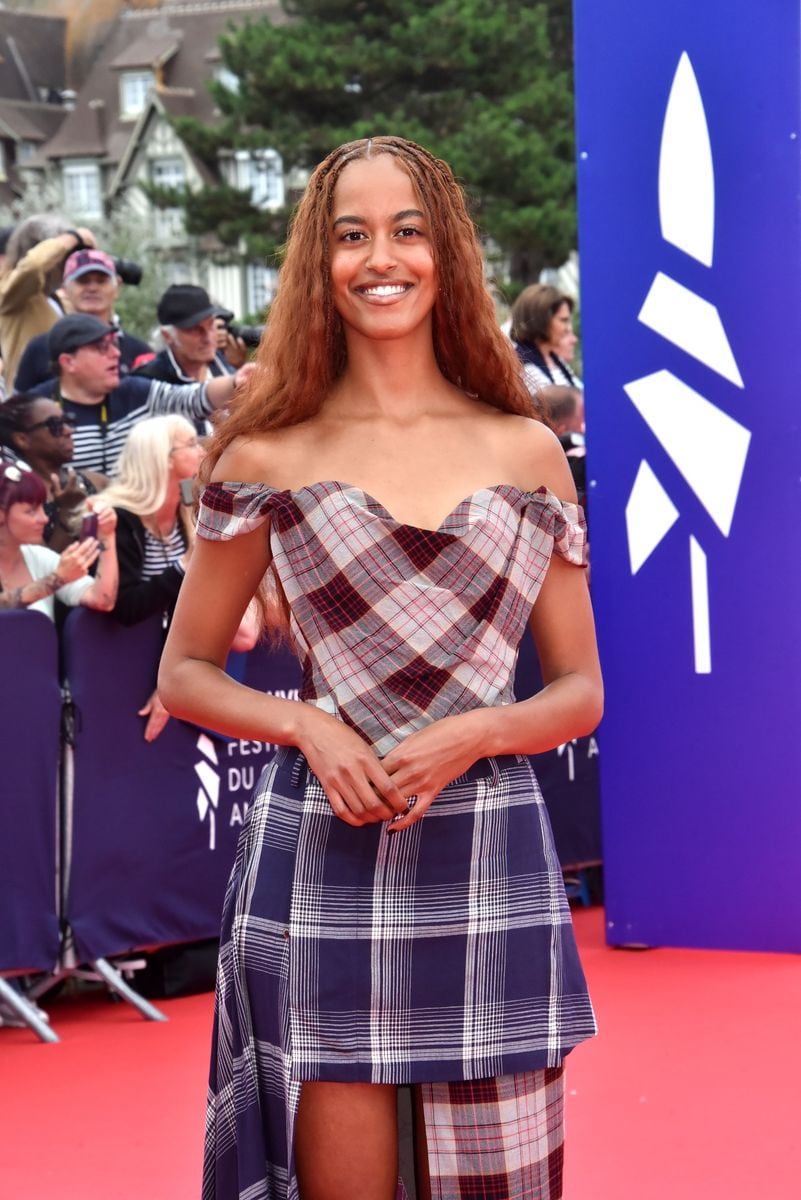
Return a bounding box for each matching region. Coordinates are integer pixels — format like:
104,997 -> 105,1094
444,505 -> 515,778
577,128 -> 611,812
197,480 -> 596,1200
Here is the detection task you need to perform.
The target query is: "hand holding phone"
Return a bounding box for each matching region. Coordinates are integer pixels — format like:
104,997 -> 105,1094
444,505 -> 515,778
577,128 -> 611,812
79,512 -> 98,541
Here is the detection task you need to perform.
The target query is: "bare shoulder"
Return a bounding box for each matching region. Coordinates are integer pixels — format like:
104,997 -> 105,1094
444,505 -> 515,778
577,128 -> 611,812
210,427 -> 310,486
482,409 -> 577,501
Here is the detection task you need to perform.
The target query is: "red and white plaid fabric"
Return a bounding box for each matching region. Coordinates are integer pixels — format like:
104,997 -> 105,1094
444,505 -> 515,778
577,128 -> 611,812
198,480 -> 586,757
420,1068 -> 565,1199
197,480 -> 591,1200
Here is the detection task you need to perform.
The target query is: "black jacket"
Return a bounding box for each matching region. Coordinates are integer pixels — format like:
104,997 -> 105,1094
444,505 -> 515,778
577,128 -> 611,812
112,507 -> 185,626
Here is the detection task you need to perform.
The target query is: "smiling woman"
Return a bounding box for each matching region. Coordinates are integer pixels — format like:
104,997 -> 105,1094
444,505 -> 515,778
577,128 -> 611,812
159,136 -> 602,1200
0,392 -> 108,549
0,458 -> 118,617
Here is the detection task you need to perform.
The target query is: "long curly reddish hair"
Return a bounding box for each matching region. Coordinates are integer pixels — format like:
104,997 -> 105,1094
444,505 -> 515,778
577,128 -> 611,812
204,136 -> 534,473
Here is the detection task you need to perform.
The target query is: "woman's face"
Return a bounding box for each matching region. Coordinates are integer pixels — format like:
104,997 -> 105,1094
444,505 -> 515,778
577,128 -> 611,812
14,399 -> 74,468
1,500 -> 48,545
168,429 -> 205,482
546,302 -> 573,351
329,154 -> 437,345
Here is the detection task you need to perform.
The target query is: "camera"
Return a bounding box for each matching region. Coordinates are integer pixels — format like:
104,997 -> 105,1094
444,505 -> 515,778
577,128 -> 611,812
228,322 -> 264,349
113,257 -> 143,287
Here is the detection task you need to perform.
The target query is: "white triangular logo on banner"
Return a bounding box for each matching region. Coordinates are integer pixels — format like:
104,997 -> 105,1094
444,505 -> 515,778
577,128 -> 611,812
625,460 -> 680,574
659,51 -> 715,266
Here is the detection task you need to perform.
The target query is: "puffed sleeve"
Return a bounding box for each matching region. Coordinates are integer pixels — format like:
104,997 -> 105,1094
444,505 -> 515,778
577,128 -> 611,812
524,487 -> 588,568
197,481 -> 278,541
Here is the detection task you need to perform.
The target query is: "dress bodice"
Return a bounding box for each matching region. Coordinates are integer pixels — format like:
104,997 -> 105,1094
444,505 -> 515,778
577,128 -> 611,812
198,480 -> 586,754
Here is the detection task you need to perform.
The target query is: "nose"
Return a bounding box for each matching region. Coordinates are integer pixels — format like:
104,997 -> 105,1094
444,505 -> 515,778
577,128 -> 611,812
365,233 -> 398,274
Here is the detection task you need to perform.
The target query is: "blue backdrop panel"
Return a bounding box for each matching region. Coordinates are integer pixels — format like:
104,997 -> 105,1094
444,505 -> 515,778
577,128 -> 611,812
574,1 -> 801,949
0,612 -> 61,973
63,610 -> 300,961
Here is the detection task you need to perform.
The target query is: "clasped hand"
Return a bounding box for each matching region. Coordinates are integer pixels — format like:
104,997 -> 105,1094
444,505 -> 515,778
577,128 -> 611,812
299,709 -> 483,831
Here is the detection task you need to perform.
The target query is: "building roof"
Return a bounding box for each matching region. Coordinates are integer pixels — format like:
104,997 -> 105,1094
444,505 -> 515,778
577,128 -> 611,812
39,1 -> 283,166
0,11 -> 67,105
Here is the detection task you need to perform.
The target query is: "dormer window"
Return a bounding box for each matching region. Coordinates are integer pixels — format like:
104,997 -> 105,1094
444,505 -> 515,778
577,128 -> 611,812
120,70 -> 155,119
214,65 -> 240,94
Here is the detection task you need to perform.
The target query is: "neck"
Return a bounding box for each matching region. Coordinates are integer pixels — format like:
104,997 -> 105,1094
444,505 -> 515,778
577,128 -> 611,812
331,326 -> 445,419
0,537 -> 23,574
150,482 -> 181,533
59,378 -> 108,405
170,349 -> 209,382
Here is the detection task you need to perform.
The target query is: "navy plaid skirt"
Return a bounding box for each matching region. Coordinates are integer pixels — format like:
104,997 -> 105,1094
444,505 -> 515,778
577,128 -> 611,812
203,746 -> 594,1199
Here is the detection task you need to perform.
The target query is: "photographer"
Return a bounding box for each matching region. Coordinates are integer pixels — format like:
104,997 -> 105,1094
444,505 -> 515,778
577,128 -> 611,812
134,284 -> 236,387
14,249 -> 153,392
0,216 -> 96,386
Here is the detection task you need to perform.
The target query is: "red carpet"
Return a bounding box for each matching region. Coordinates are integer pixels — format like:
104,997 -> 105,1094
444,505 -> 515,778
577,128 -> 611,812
3,908 -> 800,1199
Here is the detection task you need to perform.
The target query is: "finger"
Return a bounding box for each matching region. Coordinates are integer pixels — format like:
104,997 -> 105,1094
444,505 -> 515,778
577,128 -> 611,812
387,791 -> 437,832
325,787 -> 365,828
138,705 -> 151,717
364,761 -> 407,813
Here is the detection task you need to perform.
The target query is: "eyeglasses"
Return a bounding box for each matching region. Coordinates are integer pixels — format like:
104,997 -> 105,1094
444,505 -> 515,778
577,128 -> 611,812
84,334 -> 120,356
169,437 -> 202,453
25,416 -> 73,437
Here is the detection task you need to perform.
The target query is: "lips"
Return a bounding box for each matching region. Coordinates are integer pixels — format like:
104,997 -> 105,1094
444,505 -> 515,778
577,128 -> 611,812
355,282 -> 412,298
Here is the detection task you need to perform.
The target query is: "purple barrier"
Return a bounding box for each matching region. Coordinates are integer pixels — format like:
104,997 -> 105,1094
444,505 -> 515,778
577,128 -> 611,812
62,609 -> 300,962
0,612 -> 61,973
514,630 -> 601,869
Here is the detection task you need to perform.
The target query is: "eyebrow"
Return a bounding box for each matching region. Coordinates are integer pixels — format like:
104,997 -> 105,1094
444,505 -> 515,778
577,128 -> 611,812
332,208 -> 426,229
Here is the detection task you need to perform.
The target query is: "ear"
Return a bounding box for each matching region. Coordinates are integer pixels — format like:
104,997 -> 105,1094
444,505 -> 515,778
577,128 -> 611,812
57,351 -> 73,375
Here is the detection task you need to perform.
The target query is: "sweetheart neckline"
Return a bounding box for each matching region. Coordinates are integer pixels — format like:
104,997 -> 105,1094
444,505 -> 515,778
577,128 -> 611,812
216,479 -> 557,536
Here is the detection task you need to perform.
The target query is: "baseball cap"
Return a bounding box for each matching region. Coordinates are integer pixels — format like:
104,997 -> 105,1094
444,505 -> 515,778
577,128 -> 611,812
63,248 -> 117,283
49,314 -> 117,358
157,283 -> 218,329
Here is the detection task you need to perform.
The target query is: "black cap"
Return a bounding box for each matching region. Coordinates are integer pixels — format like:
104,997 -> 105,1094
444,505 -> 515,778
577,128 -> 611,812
48,314 -> 116,359
157,283 -> 218,329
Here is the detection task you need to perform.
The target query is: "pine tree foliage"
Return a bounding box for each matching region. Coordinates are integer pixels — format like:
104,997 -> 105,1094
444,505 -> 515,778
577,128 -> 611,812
176,0 -> 575,280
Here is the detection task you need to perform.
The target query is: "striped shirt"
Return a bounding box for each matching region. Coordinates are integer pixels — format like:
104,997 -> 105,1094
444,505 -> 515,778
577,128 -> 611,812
29,375 -> 213,476
141,524 -> 186,579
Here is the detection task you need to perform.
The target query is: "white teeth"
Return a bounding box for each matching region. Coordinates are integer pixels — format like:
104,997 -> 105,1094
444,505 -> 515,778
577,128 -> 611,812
361,284 -> 408,296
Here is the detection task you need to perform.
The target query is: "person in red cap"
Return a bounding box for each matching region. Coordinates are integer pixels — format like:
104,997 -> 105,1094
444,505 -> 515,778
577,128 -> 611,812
13,249 -> 153,392
0,217 -> 95,386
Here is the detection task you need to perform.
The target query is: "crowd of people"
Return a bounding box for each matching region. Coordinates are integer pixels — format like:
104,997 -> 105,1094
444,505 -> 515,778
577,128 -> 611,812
0,214 -> 256,738
0,213 -> 585,734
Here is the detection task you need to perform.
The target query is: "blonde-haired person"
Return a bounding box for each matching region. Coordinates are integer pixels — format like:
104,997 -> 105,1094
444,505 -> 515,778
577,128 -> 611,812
160,137 -> 602,1199
99,415 -> 257,740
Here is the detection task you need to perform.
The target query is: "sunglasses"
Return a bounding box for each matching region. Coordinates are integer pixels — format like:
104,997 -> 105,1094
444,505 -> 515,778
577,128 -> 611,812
25,416 -> 73,437
83,334 -> 120,356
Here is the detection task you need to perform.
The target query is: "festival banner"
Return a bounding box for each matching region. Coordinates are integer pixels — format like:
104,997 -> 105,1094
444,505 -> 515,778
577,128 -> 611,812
0,612 -> 61,973
574,0 -> 801,949
63,610 -> 300,961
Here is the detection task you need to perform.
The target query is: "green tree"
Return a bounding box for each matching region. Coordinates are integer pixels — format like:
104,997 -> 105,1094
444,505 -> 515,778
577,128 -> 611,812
176,0 -> 575,281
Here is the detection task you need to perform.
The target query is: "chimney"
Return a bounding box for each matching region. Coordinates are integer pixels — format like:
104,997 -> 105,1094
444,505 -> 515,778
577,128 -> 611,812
88,97 -> 106,145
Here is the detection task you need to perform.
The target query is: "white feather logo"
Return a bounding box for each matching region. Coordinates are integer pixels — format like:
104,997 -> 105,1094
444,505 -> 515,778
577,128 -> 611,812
623,52 -> 751,673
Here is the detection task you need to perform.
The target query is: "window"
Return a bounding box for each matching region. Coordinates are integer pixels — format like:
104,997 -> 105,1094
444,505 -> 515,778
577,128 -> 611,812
214,65 -> 240,94
17,141 -> 37,162
62,160 -> 102,219
150,158 -> 186,242
120,71 -> 154,119
233,149 -> 283,210
246,262 -> 278,315
151,157 -> 185,190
